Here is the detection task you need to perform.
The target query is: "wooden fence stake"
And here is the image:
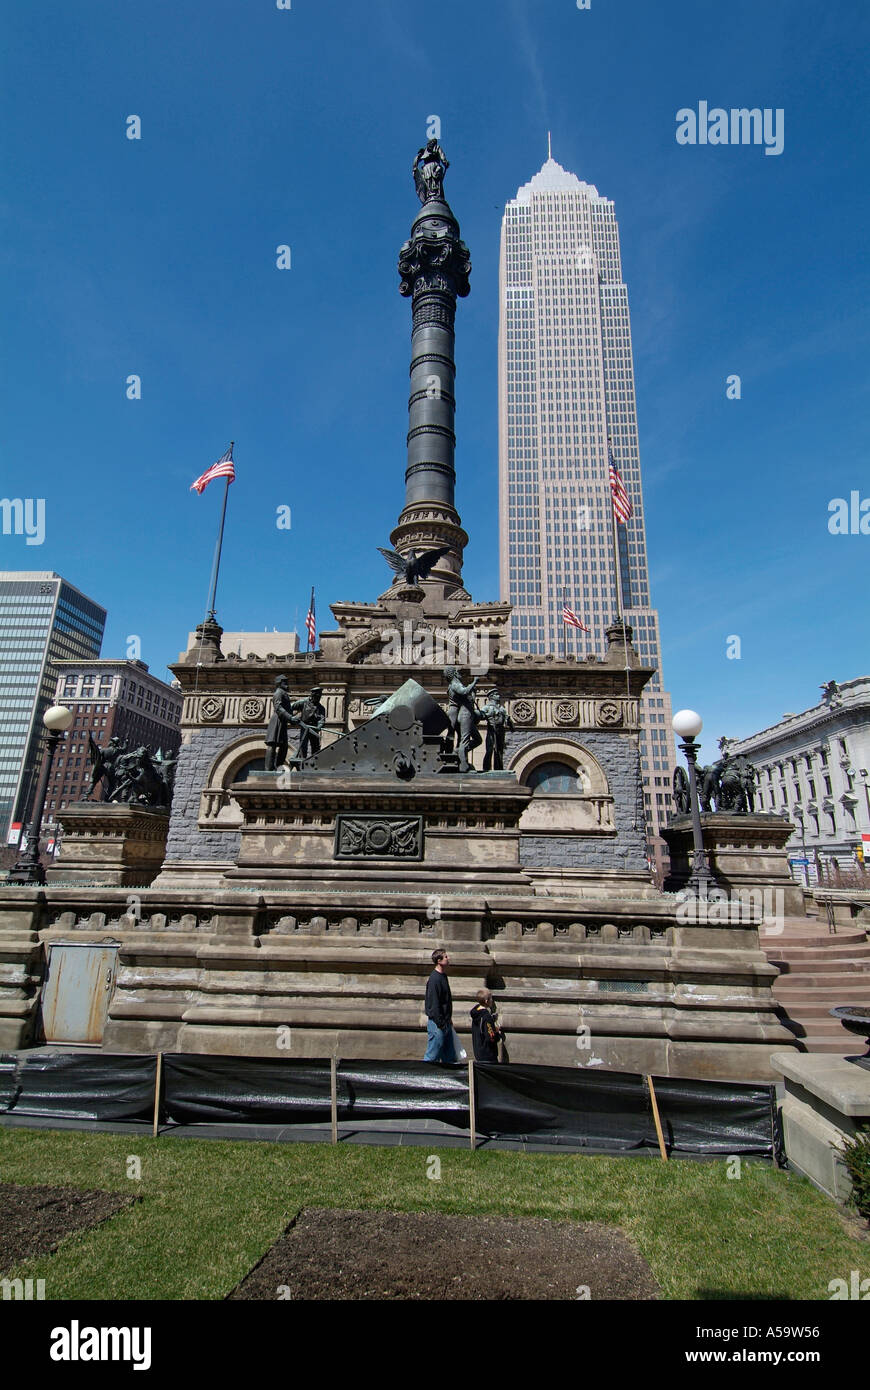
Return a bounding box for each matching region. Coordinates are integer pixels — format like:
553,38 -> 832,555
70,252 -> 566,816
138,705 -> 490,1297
467,1057 -> 476,1150
646,1074 -> 668,1161
330,1055 -> 338,1145
152,1052 -> 162,1138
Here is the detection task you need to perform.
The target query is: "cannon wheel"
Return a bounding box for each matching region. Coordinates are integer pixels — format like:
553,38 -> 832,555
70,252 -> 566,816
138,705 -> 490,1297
672,765 -> 691,814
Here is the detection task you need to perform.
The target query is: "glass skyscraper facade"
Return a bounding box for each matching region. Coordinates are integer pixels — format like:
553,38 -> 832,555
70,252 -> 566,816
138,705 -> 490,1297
0,572 -> 106,841
498,157 -> 675,852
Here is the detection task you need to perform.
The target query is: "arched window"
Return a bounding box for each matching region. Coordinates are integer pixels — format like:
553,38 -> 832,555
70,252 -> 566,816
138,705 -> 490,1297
234,756 -> 267,783
526,760 -> 579,794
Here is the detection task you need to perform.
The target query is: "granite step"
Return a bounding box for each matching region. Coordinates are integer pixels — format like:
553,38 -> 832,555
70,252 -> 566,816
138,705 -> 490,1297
773,979 -> 870,997
796,1037 -> 865,1055
767,939 -> 867,961
764,930 -> 867,949
769,956 -> 870,973
776,999 -> 870,1020
784,1018 -> 863,1037
777,1015 -> 864,1047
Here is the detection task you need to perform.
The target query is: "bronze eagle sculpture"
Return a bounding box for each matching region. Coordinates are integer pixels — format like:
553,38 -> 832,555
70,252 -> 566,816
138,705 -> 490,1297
377,545 -> 450,586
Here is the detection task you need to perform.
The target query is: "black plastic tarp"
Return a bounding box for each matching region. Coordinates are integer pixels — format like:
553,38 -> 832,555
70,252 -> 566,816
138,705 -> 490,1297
0,1055 -> 17,1112
474,1063 -> 776,1156
475,1063 -> 651,1149
163,1055 -> 333,1125
646,1075 -> 776,1155
0,1051 -> 777,1156
337,1059 -> 469,1128
0,1052 -> 156,1121
163,1057 -> 469,1129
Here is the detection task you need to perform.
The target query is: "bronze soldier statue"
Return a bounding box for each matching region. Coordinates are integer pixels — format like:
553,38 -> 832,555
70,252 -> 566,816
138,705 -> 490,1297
88,734 -> 125,800
292,686 -> 326,760
264,676 -> 298,771
479,688 -> 513,772
444,666 -> 481,773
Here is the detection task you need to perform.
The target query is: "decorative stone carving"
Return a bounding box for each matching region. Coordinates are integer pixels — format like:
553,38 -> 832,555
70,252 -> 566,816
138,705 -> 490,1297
335,815 -> 423,860
511,698 -> 536,725
200,696 -> 225,723
554,699 -> 577,726
241,697 -> 266,723
597,699 -> 622,727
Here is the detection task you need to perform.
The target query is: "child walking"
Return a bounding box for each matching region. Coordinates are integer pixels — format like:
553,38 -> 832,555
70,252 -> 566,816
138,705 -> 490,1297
469,989 -> 505,1063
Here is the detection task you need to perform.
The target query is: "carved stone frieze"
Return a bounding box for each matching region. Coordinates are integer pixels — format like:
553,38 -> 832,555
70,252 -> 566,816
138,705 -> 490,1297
200,696 -> 225,723
554,699 -> 578,726
511,699 -> 536,725
597,699 -> 623,727
335,814 -> 423,860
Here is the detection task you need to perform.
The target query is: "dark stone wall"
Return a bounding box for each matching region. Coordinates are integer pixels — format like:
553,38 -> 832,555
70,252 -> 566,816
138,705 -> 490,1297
506,729 -> 647,872
163,726 -> 246,862
163,724 -> 646,871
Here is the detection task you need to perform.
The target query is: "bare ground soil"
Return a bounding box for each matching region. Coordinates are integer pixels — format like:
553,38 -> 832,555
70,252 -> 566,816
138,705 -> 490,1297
0,1183 -> 136,1270
229,1206 -> 661,1301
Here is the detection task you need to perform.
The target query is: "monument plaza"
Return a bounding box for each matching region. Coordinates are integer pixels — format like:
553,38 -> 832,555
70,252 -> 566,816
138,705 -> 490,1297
0,144 -> 796,1081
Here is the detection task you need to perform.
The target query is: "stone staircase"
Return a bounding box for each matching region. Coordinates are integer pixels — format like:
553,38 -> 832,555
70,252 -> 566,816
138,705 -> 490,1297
762,915 -> 870,1054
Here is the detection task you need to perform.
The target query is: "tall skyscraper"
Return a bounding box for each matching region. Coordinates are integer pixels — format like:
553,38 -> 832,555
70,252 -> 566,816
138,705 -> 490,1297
498,155 -> 675,854
0,572 -> 106,841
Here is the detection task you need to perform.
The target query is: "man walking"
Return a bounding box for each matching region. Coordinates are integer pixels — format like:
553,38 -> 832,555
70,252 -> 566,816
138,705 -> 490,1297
424,948 -> 456,1063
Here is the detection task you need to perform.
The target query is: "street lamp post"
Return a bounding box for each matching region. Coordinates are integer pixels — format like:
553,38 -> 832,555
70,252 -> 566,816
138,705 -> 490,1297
793,807 -> 809,889
8,705 -> 74,886
672,708 -> 721,900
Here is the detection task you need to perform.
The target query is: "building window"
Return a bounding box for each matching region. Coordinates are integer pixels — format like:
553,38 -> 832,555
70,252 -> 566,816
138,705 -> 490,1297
234,757 -> 268,783
526,761 -> 580,794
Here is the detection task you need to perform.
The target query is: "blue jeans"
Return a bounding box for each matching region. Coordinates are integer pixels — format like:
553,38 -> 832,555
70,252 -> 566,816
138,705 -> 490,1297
424,1018 -> 457,1064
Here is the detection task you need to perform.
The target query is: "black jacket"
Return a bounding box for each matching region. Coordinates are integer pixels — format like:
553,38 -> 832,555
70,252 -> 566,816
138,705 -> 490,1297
470,1003 -> 503,1062
425,969 -> 452,1031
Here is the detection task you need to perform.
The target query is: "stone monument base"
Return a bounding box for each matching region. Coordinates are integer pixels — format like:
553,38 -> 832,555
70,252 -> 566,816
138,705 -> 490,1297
662,813 -> 804,917
772,1051 -> 870,1203
49,802 -> 170,887
0,882 -> 798,1079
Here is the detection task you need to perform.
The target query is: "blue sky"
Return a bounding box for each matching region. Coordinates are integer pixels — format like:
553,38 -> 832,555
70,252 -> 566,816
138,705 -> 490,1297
1,0 -> 867,762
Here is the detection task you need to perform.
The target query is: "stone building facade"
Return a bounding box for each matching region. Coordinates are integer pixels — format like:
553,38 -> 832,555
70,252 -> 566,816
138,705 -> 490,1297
729,677 -> 870,876
156,599 -> 652,898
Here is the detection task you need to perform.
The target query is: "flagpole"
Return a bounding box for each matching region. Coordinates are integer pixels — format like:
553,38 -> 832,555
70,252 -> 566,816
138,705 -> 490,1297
205,449 -> 233,621
561,588 -> 566,660
306,586 -> 316,657
611,507 -> 624,624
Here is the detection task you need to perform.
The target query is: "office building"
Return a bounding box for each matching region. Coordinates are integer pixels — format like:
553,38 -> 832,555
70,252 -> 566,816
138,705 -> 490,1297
498,154 -> 675,853
0,572 -> 105,842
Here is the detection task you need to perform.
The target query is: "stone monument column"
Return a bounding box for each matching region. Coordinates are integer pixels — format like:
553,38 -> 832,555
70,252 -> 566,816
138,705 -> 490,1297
392,140 -> 471,598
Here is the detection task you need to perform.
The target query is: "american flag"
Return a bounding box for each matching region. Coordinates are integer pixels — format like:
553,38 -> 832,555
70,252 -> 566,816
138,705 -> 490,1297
305,587 -> 316,651
608,446 -> 632,523
190,443 -> 235,495
562,602 -> 589,632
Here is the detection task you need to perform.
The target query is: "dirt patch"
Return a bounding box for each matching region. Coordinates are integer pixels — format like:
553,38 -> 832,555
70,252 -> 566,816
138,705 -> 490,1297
229,1207 -> 661,1301
835,1204 -> 870,1242
0,1183 -> 136,1271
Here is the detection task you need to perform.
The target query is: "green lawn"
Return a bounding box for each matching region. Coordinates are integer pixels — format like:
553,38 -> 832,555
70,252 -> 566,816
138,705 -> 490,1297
0,1126 -> 864,1300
